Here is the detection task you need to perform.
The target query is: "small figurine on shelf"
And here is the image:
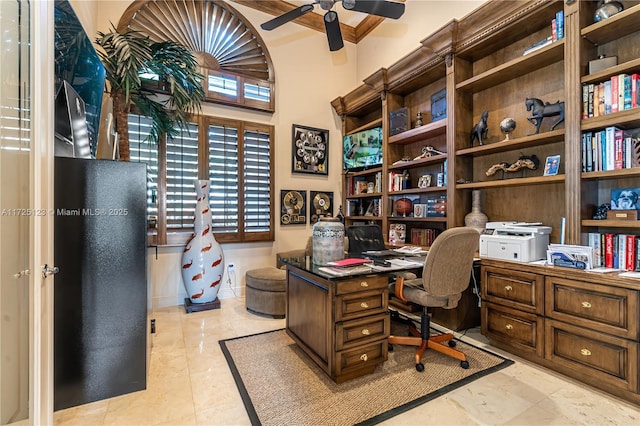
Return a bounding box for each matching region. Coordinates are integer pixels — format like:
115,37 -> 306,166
415,112 -> 423,128
499,117 -> 516,141
470,110 -> 489,146
336,205 -> 345,224
525,97 -> 564,134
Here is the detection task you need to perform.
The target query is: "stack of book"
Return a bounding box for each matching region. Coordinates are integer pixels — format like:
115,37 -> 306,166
581,126 -> 639,172
587,232 -> 640,271
582,73 -> 640,119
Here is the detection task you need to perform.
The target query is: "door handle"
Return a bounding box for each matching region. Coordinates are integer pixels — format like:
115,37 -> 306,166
42,264 -> 59,278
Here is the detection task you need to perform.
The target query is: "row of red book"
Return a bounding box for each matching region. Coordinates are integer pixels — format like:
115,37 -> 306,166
581,126 -> 639,172
411,228 -> 441,247
582,73 -> 640,119
588,232 -> 640,271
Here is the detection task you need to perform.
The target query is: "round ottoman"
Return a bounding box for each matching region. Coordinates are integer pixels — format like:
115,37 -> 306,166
245,267 -> 286,318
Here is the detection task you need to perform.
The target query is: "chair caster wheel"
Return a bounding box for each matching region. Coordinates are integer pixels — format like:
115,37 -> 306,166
448,340 -> 456,348
460,360 -> 469,369
388,344 -> 394,352
416,363 -> 424,372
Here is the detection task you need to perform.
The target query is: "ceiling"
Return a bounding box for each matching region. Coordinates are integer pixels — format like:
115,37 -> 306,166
231,0 -> 404,44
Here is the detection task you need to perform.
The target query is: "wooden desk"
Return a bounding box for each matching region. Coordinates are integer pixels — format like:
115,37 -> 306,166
283,258 -> 390,383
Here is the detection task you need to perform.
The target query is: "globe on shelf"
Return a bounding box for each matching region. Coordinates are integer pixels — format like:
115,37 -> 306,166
499,118 -> 516,141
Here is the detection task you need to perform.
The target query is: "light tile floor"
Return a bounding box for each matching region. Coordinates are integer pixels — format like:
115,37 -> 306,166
54,297 -> 640,425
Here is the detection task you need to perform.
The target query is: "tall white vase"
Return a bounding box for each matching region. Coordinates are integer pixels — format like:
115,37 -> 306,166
181,180 -> 224,303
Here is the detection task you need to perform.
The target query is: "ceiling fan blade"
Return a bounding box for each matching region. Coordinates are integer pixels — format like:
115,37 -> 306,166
343,0 -> 405,19
261,4 -> 315,31
324,10 -> 344,51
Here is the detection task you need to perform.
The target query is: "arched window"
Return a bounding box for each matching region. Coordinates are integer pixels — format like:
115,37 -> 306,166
118,0 -> 275,112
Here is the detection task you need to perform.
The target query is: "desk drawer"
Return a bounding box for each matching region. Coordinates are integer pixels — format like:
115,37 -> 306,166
335,313 -> 390,351
336,290 -> 388,321
545,277 -> 639,340
337,274 -> 388,295
545,319 -> 638,393
482,302 -> 543,357
336,340 -> 387,376
482,266 -> 543,314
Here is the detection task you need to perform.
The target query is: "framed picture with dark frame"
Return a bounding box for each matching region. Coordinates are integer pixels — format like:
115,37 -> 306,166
280,190 -> 307,225
309,191 -> 333,224
292,124 -> 328,175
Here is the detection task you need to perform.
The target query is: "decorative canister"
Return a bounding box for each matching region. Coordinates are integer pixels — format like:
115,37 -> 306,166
181,180 -> 225,303
464,189 -> 489,234
312,217 -> 345,265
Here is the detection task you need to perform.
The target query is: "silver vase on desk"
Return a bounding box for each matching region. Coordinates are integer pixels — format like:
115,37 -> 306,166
312,217 -> 344,265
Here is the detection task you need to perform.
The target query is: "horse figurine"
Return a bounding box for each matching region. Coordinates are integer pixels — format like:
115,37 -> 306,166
470,110 -> 489,146
525,98 -> 565,134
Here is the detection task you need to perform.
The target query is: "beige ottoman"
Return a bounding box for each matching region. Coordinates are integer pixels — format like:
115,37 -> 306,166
245,267 -> 286,318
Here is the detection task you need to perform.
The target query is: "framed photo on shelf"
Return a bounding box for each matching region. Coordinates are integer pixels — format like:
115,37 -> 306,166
431,88 -> 447,122
389,107 -> 410,136
292,124 -> 328,175
543,155 -> 560,176
280,190 -> 307,225
611,187 -> 640,210
309,191 -> 334,223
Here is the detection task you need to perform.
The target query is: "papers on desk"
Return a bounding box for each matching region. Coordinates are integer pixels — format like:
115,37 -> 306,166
393,246 -> 428,255
317,265 -> 373,277
619,271 -> 640,279
369,258 -> 423,272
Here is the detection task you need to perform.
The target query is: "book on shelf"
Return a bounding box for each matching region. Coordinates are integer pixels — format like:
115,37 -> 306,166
555,9 -> 564,40
523,36 -> 552,55
587,233 -> 639,272
584,74 -> 640,118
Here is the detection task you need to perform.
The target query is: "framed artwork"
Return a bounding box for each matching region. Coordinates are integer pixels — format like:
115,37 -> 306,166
309,191 -> 333,223
431,88 -> 447,122
280,190 -> 307,225
292,124 -> 328,175
611,187 -> 640,210
389,107 -> 410,136
543,155 -> 560,176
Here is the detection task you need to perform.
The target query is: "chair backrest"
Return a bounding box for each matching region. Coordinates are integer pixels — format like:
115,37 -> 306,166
421,227 -> 479,298
346,224 -> 386,255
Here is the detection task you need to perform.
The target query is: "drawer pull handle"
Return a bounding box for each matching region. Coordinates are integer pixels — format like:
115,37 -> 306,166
581,349 -> 592,356
505,324 -> 514,330
581,301 -> 592,308
360,281 -> 369,287
504,285 -> 513,291
360,354 -> 368,362
361,329 -> 370,335
360,302 -> 369,308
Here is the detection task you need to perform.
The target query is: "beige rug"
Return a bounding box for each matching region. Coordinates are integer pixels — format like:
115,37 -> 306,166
220,324 -> 513,425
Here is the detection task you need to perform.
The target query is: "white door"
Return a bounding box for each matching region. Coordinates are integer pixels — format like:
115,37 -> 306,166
0,1 -> 55,424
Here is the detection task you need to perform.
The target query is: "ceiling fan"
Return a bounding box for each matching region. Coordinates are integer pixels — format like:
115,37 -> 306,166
260,0 -> 406,52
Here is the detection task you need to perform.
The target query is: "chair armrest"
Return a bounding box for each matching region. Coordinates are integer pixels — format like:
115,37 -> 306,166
394,276 -> 409,302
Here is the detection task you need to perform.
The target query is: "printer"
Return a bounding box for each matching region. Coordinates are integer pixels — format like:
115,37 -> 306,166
480,222 -> 552,262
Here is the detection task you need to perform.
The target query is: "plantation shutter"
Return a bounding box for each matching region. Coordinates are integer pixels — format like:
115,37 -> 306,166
166,122 -> 199,229
244,128 -> 271,233
208,124 -> 239,233
128,114 -> 158,218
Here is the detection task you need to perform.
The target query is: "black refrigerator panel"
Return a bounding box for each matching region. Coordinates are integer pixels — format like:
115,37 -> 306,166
54,157 -> 147,410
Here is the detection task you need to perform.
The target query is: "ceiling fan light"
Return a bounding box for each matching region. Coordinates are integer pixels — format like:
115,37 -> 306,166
342,0 -> 356,10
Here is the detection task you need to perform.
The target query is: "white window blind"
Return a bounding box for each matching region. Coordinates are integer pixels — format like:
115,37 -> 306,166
208,75 -> 238,97
128,114 -> 158,217
208,124 -> 239,233
166,122 -> 199,229
244,129 -> 271,233
244,83 -> 270,103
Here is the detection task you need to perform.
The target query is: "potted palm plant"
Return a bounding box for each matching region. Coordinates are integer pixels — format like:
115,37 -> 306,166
95,26 -> 205,161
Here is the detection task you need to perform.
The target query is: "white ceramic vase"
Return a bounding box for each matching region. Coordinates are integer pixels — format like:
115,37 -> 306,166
465,189 -> 488,233
181,180 -> 224,303
312,217 -> 345,265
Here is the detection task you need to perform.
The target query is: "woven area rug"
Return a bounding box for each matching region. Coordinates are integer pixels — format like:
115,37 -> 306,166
220,324 -> 513,426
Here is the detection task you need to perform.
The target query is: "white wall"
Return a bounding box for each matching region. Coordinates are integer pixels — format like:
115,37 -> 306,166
71,0 -> 487,308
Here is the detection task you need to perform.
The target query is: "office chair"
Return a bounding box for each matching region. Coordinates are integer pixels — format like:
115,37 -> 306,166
388,227 -> 479,371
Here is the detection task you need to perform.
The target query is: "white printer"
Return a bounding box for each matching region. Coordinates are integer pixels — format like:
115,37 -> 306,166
479,222 -> 552,262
